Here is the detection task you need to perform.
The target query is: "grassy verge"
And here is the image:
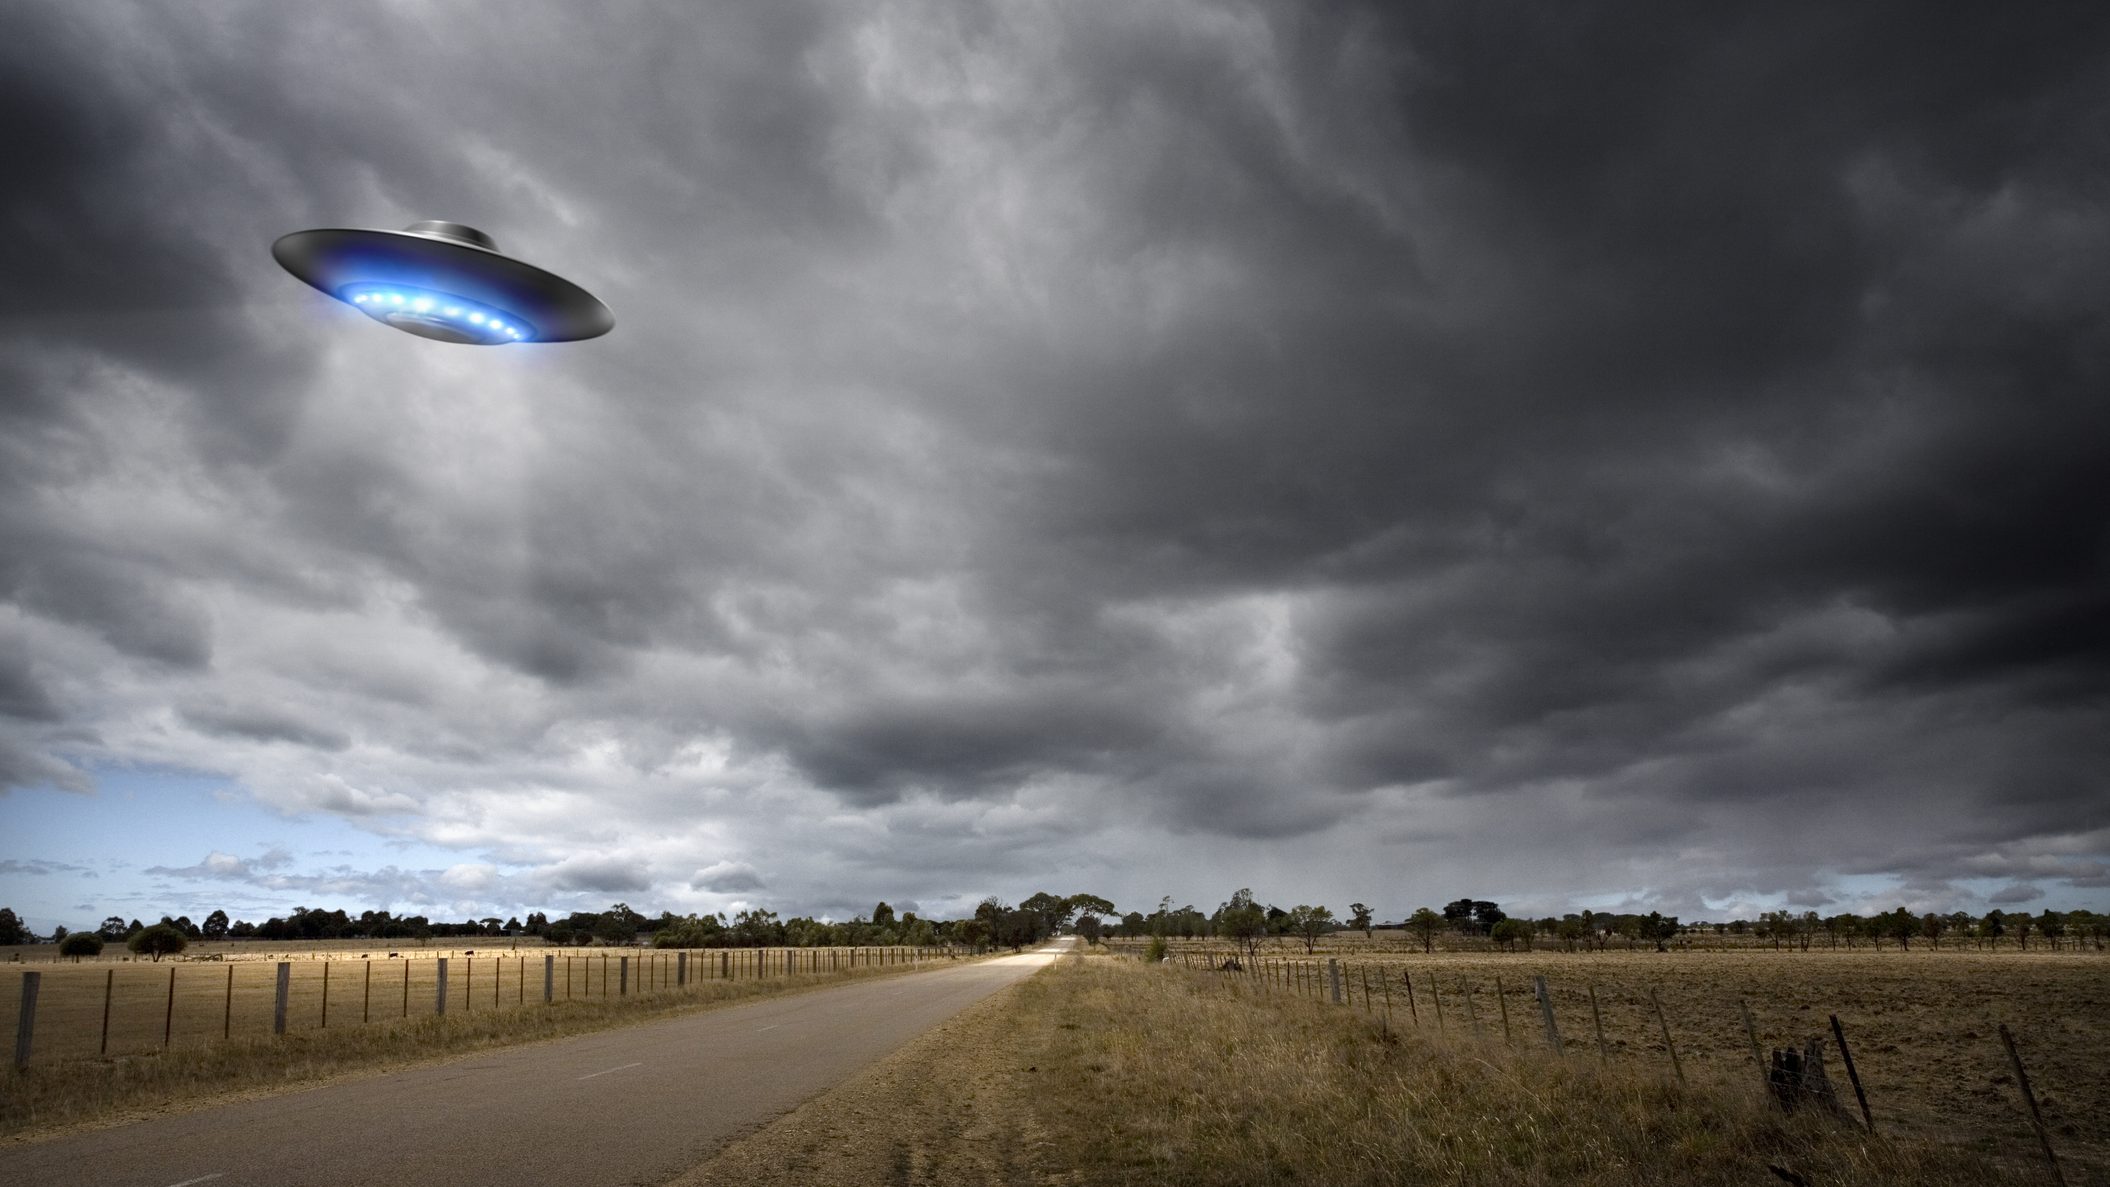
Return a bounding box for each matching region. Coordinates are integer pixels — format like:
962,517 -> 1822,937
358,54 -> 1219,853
1022,955 -> 2055,1185
0,956 -> 981,1144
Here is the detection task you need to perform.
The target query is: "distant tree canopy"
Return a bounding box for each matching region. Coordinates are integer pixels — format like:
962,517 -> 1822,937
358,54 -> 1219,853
0,907 -> 24,947
128,923 -> 188,961
1217,889 -> 1268,958
1348,903 -> 1374,937
61,932 -> 104,960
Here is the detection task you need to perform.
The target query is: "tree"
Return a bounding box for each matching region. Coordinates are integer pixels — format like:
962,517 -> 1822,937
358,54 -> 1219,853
871,902 -> 895,928
0,907 -> 24,947
1019,891 -> 1073,937
1442,898 -> 1477,934
129,923 -> 188,961
1407,907 -> 1443,954
61,932 -> 104,961
595,903 -> 645,945
1490,918 -> 1531,951
1642,912 -> 1680,952
1287,905 -> 1336,953
202,909 -> 230,941
1075,913 -> 1104,944
1348,903 -> 1374,938
99,916 -> 130,941
1218,889 -> 1267,959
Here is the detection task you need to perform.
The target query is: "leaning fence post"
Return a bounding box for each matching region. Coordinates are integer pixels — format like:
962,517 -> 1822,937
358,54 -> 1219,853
1740,1000 -> 1765,1085
1328,958 -> 1342,1005
14,971 -> 38,1069
1829,1014 -> 1873,1133
1533,975 -> 1562,1054
1587,984 -> 1608,1062
1649,988 -> 1683,1082
273,962 -> 291,1034
1998,1023 -> 2065,1186
435,958 -> 449,1017
1495,975 -> 1511,1043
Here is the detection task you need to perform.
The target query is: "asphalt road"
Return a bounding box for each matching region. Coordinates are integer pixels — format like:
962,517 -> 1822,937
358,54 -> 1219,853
0,943 -> 1071,1187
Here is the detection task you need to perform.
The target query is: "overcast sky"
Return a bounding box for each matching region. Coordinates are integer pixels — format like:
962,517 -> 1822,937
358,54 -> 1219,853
3,3 -> 2106,935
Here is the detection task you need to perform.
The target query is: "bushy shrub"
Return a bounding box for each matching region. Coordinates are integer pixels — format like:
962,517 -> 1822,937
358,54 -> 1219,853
1144,934 -> 1168,963
60,932 -> 104,960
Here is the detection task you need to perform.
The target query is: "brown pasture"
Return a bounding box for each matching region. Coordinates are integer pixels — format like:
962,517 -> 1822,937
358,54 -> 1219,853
1,945 -> 934,1065
1127,940 -> 2108,1175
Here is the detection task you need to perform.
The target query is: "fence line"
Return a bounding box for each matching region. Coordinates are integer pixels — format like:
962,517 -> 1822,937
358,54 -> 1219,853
5,946 -> 957,1069
1145,946 -> 2090,1178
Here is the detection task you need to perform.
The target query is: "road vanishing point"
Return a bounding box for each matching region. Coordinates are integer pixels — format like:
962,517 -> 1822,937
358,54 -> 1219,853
0,941 -> 1074,1187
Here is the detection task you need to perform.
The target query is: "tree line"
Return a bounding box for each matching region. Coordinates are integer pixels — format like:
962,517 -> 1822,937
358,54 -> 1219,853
6,896 -> 2104,960
0,891 -> 1119,958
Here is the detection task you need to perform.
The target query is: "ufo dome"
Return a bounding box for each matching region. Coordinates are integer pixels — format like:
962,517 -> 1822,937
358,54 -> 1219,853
272,221 -> 612,345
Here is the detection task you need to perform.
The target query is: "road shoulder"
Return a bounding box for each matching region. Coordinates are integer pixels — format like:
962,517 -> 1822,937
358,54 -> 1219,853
663,959 -> 1070,1186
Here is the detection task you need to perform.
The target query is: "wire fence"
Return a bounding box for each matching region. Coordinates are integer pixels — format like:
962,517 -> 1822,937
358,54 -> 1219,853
1118,943 -> 2101,1184
5,945 -> 949,1067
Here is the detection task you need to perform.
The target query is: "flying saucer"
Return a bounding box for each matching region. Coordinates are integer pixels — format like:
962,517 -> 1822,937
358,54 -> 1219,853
272,220 -> 612,345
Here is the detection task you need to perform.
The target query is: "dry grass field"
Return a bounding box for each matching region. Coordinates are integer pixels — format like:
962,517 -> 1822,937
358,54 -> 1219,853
670,950 -> 2086,1186
1114,939 -> 2107,1178
0,942 -> 935,1065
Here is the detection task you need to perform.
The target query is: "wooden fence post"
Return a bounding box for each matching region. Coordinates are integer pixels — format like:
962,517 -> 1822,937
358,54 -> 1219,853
435,957 -> 449,1017
1588,984 -> 1608,1062
273,962 -> 291,1035
1650,989 -> 1684,1083
101,968 -> 115,1055
402,959 -> 410,1017
544,955 -> 555,1003
223,965 -> 233,1041
1740,1000 -> 1765,1085
678,951 -> 687,988
14,971 -> 38,1069
320,961 -> 330,1028
1998,1023 -> 2065,1186
1829,1014 -> 1873,1133
1431,978 -> 1445,1030
1495,975 -> 1511,1043
364,960 -> 372,1025
1533,975 -> 1562,1054
1403,971 -> 1418,1024
1328,958 -> 1342,1005
1462,978 -> 1483,1038
619,956 -> 629,997
164,966 -> 177,1047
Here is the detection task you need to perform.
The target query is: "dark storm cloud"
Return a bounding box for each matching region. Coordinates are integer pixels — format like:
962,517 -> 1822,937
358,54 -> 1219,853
3,2 -> 2105,920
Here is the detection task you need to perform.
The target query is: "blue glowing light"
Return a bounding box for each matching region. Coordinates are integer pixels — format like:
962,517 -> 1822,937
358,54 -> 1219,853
335,281 -> 536,344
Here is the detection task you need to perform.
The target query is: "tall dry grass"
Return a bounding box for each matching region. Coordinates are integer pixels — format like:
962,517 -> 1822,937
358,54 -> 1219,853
1020,956 -> 2052,1185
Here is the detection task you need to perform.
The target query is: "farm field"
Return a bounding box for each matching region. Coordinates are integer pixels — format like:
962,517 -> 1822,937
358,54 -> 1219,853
1115,940 -> 2108,1175
0,944 -> 943,1066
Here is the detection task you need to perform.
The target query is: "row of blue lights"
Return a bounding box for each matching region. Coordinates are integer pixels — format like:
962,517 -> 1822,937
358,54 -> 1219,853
341,283 -> 534,341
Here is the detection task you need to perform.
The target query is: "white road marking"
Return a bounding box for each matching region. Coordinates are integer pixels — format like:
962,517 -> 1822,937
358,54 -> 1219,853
755,1023 -> 782,1032
577,1061 -> 644,1081
164,1176 -> 225,1187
